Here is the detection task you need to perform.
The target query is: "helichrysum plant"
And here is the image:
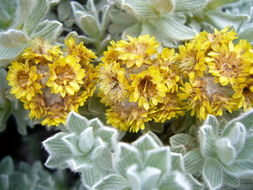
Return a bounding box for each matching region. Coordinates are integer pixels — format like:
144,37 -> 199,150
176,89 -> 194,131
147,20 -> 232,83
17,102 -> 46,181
6,36 -> 97,126
97,27 -> 253,132
2,0 -> 253,190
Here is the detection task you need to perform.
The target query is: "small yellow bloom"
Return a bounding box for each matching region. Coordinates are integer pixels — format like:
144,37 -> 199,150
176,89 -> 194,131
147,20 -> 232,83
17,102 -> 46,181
97,62 -> 129,105
106,102 -> 151,132
102,35 -> 160,68
47,55 -> 85,97
177,40 -> 207,81
7,61 -> 42,101
206,41 -> 251,87
7,37 -> 97,127
65,36 -> 97,66
21,38 -> 61,63
129,66 -> 167,110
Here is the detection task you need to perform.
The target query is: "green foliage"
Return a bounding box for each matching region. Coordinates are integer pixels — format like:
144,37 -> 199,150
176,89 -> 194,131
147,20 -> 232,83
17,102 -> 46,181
0,156 -> 73,190
171,110 -> 253,190
43,112 -> 204,190
0,0 -> 62,66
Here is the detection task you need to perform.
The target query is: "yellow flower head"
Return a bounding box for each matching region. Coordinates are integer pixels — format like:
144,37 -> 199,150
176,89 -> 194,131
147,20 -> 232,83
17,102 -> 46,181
179,77 -> 238,120
7,37 -> 97,127
150,93 -> 185,123
65,36 -> 97,66
157,48 -> 181,93
177,40 -> 207,81
194,27 -> 238,50
97,62 -> 129,106
102,35 -> 160,68
206,40 -> 252,86
106,101 -> 151,132
21,38 -> 61,63
129,66 -> 167,110
47,55 -> 85,97
7,61 -> 42,101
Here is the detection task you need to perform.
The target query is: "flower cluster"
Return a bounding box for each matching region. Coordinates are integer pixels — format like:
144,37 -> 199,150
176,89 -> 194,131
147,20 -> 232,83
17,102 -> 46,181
97,35 -> 185,132
7,37 -> 97,126
98,28 -> 253,132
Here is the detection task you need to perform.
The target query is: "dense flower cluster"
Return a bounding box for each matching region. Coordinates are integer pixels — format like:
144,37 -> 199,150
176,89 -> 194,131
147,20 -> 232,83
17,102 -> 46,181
7,37 -> 97,126
97,35 -> 184,132
98,28 -> 253,132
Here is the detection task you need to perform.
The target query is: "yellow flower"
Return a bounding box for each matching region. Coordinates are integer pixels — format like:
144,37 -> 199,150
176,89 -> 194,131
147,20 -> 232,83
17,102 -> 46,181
129,66 -> 167,110
21,38 -> 61,63
47,55 -> 85,97
106,101 -> 151,132
23,94 -> 47,119
102,35 -> 159,68
206,41 -> 251,86
65,36 -> 97,66
179,77 -> 237,120
97,62 -> 129,105
150,93 -> 185,123
157,48 -> 181,93
177,40 -> 207,81
7,61 -> 42,101
8,36 -> 97,127
194,27 -> 238,50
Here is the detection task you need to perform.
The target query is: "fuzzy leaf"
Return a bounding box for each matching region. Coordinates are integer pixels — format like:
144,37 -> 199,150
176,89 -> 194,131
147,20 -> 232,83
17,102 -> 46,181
126,165 -> 141,190
222,161 -> 253,177
57,0 -> 71,21
79,14 -> 100,38
184,149 -> 203,175
150,0 -> 175,14
206,0 -> 240,9
62,134 -> 82,156
205,10 -> 249,30
175,0 -> 207,12
239,27 -> 253,43
66,112 -> 89,134
43,133 -> 70,155
81,167 -> 107,188
23,0 -> 48,34
44,155 -> 69,169
139,167 -> 162,190
171,153 -> 185,172
144,147 -> 171,173
0,0 -> 16,30
151,16 -> 196,41
78,127 -> 94,153
204,115 -> 220,134
223,173 -> 240,188
216,138 -> 237,165
30,20 -> 62,42
225,109 -> 253,130
237,134 -> 253,160
160,171 -> 191,190
121,0 -> 156,19
224,122 -> 246,154
114,143 -> 142,178
95,126 -> 118,149
203,158 -> 223,190
132,132 -> 161,153
170,133 -> 195,148
199,125 -> 216,158
122,23 -> 142,38
95,174 -> 128,190
0,156 -> 14,175
0,175 -> 9,190
0,30 -> 28,64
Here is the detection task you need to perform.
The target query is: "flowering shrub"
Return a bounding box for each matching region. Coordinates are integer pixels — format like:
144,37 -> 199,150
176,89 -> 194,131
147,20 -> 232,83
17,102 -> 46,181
1,0 -> 253,190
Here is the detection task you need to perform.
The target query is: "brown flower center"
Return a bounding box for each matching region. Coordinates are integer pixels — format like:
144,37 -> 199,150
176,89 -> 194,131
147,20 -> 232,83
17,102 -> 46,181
18,71 -> 29,87
138,76 -> 157,97
55,65 -> 75,85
